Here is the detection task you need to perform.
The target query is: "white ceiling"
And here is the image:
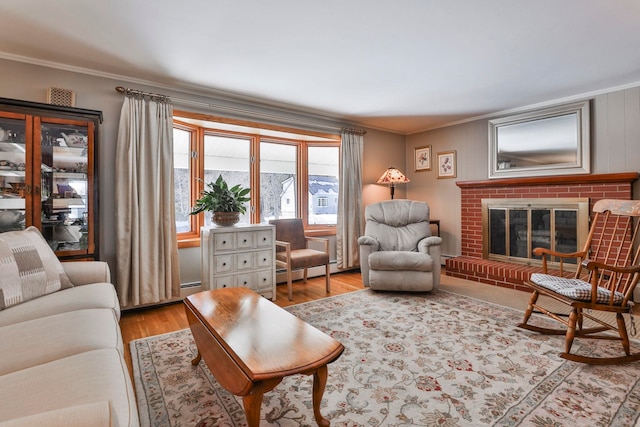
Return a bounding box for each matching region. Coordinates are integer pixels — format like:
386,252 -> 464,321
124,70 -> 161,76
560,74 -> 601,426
1,0 -> 640,134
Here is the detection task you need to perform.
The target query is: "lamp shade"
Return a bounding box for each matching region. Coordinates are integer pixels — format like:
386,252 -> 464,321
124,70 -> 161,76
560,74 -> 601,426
377,167 -> 409,199
376,167 -> 410,184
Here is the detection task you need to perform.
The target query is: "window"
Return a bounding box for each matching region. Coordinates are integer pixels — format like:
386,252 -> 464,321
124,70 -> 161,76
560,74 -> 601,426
173,112 -> 340,246
260,141 -> 297,222
173,125 -> 194,234
308,145 -> 339,225
203,133 -> 251,226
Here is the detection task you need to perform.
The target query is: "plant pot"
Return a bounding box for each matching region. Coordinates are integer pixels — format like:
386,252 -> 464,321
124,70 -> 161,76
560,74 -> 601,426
212,212 -> 240,227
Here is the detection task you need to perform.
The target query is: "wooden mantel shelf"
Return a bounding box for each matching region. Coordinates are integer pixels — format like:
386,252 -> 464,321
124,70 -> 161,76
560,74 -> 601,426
456,172 -> 640,189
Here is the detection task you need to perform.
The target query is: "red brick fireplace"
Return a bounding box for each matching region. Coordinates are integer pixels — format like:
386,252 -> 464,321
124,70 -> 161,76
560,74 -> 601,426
445,172 -> 639,291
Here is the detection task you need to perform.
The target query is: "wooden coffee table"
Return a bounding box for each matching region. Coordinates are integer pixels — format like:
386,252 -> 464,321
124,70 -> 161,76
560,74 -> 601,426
184,287 -> 344,427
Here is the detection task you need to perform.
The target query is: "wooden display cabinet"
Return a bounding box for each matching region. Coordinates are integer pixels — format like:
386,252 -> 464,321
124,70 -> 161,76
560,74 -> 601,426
0,98 -> 102,260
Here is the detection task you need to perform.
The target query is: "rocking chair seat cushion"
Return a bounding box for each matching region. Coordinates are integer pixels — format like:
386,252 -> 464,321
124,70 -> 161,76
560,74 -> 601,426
530,273 -> 625,305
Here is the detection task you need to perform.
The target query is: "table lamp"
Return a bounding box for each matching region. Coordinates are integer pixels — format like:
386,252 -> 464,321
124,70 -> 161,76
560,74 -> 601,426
376,167 -> 410,199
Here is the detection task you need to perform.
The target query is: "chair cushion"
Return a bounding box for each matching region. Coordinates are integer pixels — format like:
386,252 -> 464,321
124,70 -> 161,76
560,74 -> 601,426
0,401 -> 115,427
0,348 -> 138,427
276,248 -> 329,269
0,308 -> 122,375
0,226 -> 73,310
369,251 -> 433,272
530,273 -> 625,305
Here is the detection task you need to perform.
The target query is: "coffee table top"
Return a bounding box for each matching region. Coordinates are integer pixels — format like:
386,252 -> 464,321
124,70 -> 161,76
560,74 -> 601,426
184,287 -> 344,381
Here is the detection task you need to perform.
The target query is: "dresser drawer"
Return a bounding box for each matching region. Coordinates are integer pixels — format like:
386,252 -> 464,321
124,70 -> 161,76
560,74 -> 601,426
214,275 -> 235,289
235,252 -> 254,271
214,232 -> 235,252
255,250 -> 273,269
254,270 -> 274,291
235,272 -> 253,288
256,229 -> 273,247
236,231 -> 255,250
214,254 -> 234,273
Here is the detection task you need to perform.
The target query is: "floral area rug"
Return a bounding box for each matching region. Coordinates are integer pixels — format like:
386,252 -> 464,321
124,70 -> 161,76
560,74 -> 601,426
130,289 -> 640,426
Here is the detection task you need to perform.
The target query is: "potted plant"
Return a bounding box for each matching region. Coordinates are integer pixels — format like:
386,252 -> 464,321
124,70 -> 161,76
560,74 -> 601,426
190,175 -> 251,226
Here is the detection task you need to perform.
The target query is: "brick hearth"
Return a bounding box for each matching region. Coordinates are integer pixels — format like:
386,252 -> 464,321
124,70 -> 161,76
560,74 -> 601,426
445,172 -> 639,290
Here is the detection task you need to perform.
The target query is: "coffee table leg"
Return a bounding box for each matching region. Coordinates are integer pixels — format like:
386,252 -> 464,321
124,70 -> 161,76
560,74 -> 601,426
312,365 -> 330,427
243,383 -> 264,427
191,350 -> 201,366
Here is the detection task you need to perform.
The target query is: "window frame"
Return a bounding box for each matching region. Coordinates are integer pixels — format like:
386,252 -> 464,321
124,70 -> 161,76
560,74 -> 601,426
173,111 -> 340,247
172,120 -> 201,247
304,141 -> 341,233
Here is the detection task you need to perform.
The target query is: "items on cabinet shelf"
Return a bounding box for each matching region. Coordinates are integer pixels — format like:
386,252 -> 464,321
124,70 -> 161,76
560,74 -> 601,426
200,224 -> 276,301
0,97 -> 102,260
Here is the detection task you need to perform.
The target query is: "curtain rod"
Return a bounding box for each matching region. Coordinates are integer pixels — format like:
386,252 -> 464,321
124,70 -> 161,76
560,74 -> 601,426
115,86 -> 170,102
114,86 -> 365,134
341,127 -> 367,135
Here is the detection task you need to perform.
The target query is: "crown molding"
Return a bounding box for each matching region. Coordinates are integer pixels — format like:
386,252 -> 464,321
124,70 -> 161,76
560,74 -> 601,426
0,52 -> 362,131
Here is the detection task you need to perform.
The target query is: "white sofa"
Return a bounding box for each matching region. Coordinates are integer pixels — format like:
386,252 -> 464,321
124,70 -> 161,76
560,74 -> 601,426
0,261 -> 139,427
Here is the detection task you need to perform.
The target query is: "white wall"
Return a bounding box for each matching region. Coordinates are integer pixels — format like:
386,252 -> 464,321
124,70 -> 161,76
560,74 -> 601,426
362,128 -> 408,205
0,58 -> 406,289
406,87 -> 640,259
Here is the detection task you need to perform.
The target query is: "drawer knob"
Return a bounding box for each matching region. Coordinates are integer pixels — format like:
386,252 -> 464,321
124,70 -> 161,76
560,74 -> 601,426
263,258 -> 267,262
222,240 -> 227,244
243,239 -> 247,243
243,281 -> 247,285
222,262 -> 226,266
243,260 -> 247,264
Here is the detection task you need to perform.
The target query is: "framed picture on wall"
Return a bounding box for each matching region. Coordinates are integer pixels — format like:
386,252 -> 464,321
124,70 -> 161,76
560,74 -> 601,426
437,151 -> 457,178
414,145 -> 432,172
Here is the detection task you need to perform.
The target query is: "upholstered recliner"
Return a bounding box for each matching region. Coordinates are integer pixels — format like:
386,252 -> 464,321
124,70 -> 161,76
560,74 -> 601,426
358,200 -> 442,291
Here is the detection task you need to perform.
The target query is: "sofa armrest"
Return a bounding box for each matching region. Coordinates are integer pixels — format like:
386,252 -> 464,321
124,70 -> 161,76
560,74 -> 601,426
418,236 -> 442,289
357,235 -> 379,250
358,236 -> 379,287
61,261 -> 111,286
418,236 -> 442,250
0,401 -> 115,427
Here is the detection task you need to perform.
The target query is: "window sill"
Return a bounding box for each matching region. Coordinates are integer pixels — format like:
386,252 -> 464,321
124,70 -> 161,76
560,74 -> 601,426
177,237 -> 200,249
305,227 -> 336,237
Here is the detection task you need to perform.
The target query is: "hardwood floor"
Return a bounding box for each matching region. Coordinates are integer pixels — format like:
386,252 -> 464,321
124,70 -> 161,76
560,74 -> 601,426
121,270 -> 640,381
119,270 -> 365,377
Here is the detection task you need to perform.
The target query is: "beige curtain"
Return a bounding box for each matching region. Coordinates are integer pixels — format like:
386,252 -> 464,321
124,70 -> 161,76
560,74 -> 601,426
115,96 -> 180,307
336,130 -> 364,269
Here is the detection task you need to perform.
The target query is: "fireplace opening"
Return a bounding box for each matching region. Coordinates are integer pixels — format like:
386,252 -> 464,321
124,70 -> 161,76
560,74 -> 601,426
481,198 -> 590,268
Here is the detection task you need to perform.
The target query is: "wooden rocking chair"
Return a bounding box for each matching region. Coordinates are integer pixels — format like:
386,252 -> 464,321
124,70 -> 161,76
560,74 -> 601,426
518,199 -> 640,364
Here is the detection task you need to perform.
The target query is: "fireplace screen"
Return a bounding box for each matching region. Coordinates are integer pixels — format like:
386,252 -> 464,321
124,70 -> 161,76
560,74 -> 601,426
482,198 -> 589,267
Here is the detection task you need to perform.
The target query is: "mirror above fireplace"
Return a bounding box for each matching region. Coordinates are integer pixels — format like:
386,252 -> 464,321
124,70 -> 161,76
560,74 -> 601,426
488,101 -> 590,179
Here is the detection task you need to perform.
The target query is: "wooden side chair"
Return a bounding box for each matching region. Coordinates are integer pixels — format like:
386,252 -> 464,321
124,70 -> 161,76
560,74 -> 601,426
269,218 -> 330,301
518,199 -> 640,364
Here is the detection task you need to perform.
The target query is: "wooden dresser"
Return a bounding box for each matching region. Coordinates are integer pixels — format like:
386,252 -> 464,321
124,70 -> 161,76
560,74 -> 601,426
201,224 -> 276,300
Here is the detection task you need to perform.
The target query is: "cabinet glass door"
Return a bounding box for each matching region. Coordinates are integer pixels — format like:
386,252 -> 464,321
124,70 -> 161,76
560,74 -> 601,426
39,119 -> 92,255
0,115 -> 28,233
